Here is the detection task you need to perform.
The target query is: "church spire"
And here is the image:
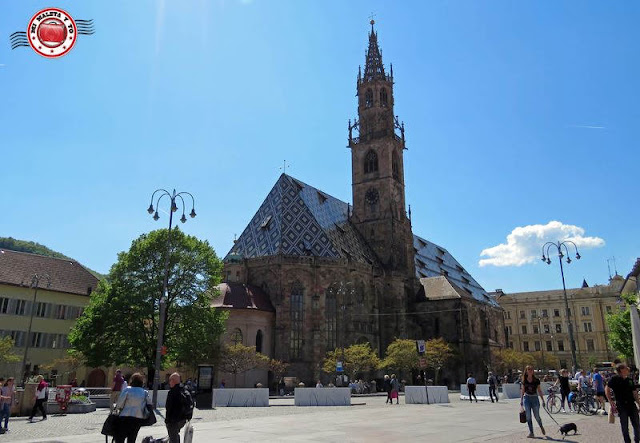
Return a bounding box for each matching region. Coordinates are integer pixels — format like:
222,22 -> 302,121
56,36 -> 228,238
363,20 -> 387,82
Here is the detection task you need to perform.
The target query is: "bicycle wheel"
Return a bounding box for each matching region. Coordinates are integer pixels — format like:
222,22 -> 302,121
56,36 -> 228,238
546,395 -> 561,414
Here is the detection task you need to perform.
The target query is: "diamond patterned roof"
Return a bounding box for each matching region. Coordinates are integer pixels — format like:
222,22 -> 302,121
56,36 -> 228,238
225,174 -> 378,265
413,235 -> 498,307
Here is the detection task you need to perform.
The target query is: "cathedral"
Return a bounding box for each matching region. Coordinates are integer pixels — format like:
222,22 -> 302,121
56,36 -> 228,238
214,21 -> 505,389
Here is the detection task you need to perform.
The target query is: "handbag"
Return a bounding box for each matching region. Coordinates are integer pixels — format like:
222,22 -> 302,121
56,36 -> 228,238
101,413 -> 121,436
519,407 -> 527,424
140,404 -> 157,427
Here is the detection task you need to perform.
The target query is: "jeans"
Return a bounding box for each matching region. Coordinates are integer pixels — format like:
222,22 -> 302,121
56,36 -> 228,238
618,404 -> 640,443
167,419 -> 186,443
0,403 -> 10,429
489,385 -> 498,402
29,399 -> 46,420
523,395 -> 543,434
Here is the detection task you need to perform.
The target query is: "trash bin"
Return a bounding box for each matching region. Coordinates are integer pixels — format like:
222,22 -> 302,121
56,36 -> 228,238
56,385 -> 72,412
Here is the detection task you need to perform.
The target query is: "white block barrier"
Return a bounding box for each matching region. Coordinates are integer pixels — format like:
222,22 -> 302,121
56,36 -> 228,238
405,386 -> 450,404
294,387 -> 351,406
502,383 -> 522,399
460,384 -> 491,401
156,390 -> 169,407
212,388 -> 269,407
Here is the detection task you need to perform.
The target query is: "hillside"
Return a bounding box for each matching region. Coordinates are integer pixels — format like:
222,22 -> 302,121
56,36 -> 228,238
0,237 -> 104,279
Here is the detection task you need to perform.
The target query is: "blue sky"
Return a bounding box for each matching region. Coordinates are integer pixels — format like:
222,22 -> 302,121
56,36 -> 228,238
1,0 -> 638,293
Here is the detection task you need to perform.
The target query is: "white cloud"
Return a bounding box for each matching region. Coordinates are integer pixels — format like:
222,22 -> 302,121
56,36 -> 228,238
479,221 -> 605,267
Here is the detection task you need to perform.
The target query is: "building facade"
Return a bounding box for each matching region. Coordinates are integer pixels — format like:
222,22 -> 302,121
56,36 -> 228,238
218,22 -> 504,388
0,249 -> 99,383
493,276 -> 625,370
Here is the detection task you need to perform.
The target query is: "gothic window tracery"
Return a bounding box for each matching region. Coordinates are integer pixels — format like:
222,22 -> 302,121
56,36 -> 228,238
380,88 -> 388,107
231,328 -> 243,345
365,89 -> 373,108
290,281 -> 304,359
364,150 -> 378,174
326,287 -> 337,350
392,151 -> 400,180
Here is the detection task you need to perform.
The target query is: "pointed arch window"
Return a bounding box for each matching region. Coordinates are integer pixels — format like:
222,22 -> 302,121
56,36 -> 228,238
392,151 -> 400,180
380,88 -> 388,107
231,328 -> 243,345
365,89 -> 373,108
326,286 -> 337,350
256,329 -> 263,353
290,282 -> 304,359
364,150 -> 378,174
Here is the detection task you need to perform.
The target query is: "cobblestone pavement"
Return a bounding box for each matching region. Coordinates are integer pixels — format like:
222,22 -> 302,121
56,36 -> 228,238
2,395 -> 623,442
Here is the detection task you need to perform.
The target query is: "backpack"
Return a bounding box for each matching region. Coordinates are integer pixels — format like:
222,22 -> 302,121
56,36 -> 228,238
180,387 -> 194,421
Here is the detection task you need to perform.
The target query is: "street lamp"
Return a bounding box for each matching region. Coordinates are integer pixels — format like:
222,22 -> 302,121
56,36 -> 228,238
542,240 -> 581,374
147,188 -> 196,407
21,273 -> 51,385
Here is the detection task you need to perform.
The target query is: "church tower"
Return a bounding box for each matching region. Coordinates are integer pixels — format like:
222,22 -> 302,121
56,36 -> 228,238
349,20 -> 414,277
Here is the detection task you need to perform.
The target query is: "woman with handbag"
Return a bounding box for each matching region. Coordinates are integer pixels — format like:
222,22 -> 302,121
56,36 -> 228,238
520,365 -> 546,439
113,373 -> 154,443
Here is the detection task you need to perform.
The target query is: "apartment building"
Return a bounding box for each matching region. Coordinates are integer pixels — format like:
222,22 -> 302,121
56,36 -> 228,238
492,276 -> 624,369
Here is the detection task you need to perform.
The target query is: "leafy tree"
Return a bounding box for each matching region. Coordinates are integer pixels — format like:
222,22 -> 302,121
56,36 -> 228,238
69,228 -> 227,380
41,353 -> 85,377
380,338 -> 421,379
268,359 -> 289,384
218,344 -> 269,386
322,343 -> 381,380
530,351 -> 560,371
424,338 -> 454,384
0,336 -> 20,364
491,348 -> 535,374
607,294 -> 636,361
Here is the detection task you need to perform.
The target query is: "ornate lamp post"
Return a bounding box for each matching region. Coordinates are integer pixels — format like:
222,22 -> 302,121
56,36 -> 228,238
147,189 -> 196,407
21,273 -> 51,385
541,241 -> 581,374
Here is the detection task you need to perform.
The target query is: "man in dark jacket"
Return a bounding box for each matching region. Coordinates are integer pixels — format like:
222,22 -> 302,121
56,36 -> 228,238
165,372 -> 187,443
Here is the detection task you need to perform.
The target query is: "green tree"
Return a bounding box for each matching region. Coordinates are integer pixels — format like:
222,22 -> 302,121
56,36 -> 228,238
424,338 -> 454,384
218,344 -> 269,386
322,343 -> 381,380
380,339 -> 421,380
69,229 -> 227,380
268,359 -> 289,384
491,348 -> 535,374
0,336 -> 20,364
606,293 -> 636,361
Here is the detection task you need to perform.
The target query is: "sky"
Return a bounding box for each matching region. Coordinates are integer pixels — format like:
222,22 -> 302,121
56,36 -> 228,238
1,0 -> 638,293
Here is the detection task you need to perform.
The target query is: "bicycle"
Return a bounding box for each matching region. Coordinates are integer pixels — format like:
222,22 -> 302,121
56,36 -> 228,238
575,388 -> 600,415
545,386 -> 562,414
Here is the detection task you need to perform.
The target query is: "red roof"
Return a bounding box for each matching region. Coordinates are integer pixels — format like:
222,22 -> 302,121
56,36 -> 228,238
0,249 -> 99,296
212,283 -> 275,312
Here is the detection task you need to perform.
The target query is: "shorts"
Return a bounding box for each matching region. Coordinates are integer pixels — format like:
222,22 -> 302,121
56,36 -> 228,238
596,391 -> 605,397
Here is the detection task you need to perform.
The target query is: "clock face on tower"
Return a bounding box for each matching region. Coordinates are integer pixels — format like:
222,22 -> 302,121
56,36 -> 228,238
365,187 -> 379,205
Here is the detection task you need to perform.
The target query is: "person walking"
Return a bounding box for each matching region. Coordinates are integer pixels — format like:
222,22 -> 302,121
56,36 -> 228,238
166,372 -> 188,443
383,375 -> 392,404
606,363 -> 640,443
111,369 -> 125,413
487,372 -> 499,403
520,365 -> 545,438
466,373 -> 478,403
28,375 -> 48,422
113,373 -> 152,443
592,368 -> 606,413
554,368 -> 571,413
390,374 -> 400,405
0,378 -> 16,432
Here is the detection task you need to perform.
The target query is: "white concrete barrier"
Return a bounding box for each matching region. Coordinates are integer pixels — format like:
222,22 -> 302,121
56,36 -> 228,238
212,388 -> 269,407
460,384 -> 491,401
156,389 -> 169,408
294,387 -> 351,406
501,383 -> 521,399
405,386 -> 450,404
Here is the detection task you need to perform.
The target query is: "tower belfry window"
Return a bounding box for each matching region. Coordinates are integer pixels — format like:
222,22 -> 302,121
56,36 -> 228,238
380,88 -> 388,107
365,89 -> 373,108
392,151 -> 400,180
364,150 -> 378,173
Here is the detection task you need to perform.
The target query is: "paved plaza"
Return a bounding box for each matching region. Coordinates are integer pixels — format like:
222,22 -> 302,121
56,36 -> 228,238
3,395 -> 623,442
